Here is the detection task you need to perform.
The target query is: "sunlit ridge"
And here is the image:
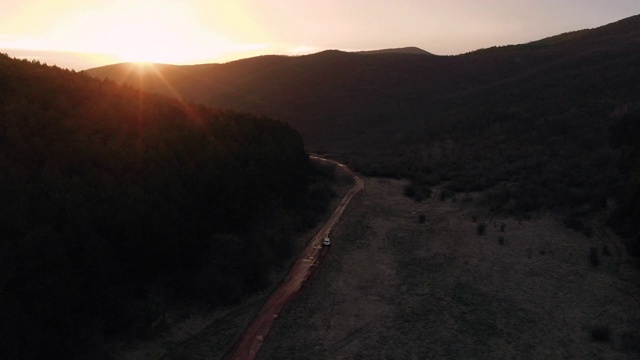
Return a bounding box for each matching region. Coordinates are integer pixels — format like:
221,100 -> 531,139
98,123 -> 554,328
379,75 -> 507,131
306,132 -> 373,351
119,61 -> 208,132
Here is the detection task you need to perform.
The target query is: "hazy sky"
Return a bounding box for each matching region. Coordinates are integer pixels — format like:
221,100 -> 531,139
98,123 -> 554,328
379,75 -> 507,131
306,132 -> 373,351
1,0 -> 639,70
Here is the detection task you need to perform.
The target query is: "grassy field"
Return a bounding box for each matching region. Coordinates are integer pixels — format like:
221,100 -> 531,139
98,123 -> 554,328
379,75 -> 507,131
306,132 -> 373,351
256,178 -> 640,360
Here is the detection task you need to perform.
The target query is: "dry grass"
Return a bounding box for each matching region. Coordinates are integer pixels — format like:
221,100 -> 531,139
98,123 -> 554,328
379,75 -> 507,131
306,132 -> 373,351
257,178 -> 640,360
105,176 -> 639,359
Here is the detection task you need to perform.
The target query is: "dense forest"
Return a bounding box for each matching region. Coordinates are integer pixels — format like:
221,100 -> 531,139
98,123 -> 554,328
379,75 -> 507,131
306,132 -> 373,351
0,53 -> 335,359
87,14 -> 640,255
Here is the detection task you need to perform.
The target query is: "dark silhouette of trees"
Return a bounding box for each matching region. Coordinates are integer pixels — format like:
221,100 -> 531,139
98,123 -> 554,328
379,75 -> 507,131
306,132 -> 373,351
608,104 -> 640,256
0,53 -> 333,359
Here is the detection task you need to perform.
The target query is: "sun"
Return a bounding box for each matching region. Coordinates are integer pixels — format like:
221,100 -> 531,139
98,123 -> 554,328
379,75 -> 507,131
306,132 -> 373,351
51,1 -> 237,65
111,34 -> 177,64
2,1 -> 271,67
95,4 -> 200,64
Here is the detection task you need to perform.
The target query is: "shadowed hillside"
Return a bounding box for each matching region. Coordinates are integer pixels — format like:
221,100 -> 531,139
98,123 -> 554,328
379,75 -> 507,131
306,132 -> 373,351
0,54 -> 336,359
86,15 -> 640,253
86,16 -> 640,149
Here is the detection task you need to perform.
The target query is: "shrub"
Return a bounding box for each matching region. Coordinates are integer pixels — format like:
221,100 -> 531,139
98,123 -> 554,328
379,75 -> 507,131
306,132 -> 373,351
583,226 -> 594,238
418,214 -> 426,224
403,181 -> 431,202
563,213 -> 584,232
590,326 -> 611,342
589,247 -> 600,267
403,183 -> 417,198
623,236 -> 640,257
476,222 -> 486,236
446,180 -> 466,193
440,189 -> 455,201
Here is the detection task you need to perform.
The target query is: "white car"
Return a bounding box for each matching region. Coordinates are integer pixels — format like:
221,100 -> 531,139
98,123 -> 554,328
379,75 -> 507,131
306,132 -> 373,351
323,237 -> 331,246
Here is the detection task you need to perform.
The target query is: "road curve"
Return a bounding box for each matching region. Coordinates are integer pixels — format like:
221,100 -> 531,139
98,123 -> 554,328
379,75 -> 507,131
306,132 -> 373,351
223,157 -> 364,360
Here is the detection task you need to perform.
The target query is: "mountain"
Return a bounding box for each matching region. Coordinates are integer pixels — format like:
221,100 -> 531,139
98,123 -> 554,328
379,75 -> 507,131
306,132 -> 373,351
85,48 -> 450,150
86,15 -> 640,150
86,15 -> 640,250
356,46 -> 433,55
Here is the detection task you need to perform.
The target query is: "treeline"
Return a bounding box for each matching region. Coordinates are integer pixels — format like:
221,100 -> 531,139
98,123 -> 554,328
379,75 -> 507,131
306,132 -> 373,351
0,54 -> 334,358
343,19 -> 640,252
352,102 -> 640,253
608,104 -> 640,256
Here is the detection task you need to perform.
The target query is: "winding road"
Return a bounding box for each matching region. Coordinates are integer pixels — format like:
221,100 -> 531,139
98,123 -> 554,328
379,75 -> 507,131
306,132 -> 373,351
223,157 -> 364,360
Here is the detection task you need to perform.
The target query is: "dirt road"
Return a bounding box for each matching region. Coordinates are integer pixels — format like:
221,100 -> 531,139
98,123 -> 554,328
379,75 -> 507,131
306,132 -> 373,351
255,178 -> 640,359
223,158 -> 364,360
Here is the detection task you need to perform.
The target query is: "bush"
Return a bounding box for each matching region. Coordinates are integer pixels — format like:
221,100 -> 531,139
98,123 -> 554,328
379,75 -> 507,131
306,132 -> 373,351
440,189 -> 455,201
563,213 -> 585,232
476,222 -> 487,236
403,183 -> 417,198
403,181 -> 431,202
623,236 -> 640,257
590,326 -> 611,342
589,247 -> 600,267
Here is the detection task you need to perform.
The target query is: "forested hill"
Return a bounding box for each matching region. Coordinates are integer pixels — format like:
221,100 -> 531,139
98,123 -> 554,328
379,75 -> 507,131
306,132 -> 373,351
85,15 -> 640,151
86,14 -> 640,255
0,53 -> 334,359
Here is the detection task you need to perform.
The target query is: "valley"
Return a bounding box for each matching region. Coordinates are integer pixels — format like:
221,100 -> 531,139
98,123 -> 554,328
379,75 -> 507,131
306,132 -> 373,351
257,178 -> 640,359
2,10 -> 640,360
86,14 -> 640,359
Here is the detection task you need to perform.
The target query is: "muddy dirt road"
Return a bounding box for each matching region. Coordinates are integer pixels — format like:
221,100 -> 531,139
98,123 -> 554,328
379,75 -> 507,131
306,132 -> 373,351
224,159 -> 364,360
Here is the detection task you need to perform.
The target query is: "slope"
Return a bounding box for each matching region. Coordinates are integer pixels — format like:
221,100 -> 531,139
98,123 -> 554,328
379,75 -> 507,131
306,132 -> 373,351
0,53 -> 335,359
85,16 -> 640,150
85,14 -> 640,249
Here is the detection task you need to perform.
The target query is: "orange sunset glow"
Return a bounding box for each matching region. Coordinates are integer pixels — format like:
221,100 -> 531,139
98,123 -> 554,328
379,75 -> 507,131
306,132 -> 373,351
2,0 -> 640,70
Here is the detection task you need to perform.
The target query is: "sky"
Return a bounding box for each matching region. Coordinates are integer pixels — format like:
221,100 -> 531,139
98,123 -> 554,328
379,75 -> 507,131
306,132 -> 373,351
1,0 -> 639,70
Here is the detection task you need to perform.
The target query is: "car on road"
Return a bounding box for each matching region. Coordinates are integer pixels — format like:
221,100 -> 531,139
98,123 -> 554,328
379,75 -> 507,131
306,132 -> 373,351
323,237 -> 331,246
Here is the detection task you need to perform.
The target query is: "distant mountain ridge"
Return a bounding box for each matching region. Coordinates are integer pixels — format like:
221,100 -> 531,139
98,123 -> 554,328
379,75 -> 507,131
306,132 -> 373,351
85,15 -> 640,151
86,14 -> 640,254
355,46 -> 433,55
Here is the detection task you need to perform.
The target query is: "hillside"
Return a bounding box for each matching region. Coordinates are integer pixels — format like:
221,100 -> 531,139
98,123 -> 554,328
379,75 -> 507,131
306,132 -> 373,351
355,46 -> 433,55
86,14 -> 640,254
0,54 -> 336,359
86,15 -> 640,149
